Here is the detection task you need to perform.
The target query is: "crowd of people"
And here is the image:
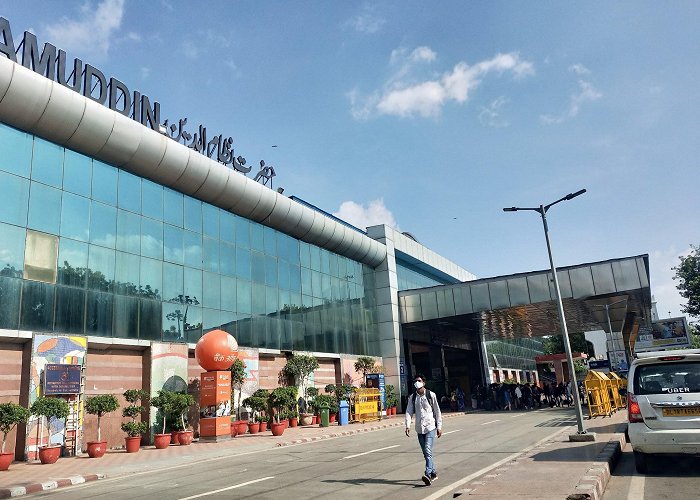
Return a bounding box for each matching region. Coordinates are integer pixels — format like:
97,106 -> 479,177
473,380 -> 576,411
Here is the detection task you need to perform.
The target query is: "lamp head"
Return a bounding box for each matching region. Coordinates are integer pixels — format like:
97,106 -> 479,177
503,207 -> 518,212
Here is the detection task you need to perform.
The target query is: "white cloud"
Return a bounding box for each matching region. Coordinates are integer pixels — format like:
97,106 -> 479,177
44,0 -> 125,61
140,67 -> 151,79
333,199 -> 399,231
541,64 -> 601,124
350,49 -> 534,120
650,246 -> 694,320
479,96 -> 510,127
344,5 -> 386,34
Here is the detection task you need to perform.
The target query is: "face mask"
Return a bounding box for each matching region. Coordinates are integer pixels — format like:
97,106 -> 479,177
414,381 -> 424,389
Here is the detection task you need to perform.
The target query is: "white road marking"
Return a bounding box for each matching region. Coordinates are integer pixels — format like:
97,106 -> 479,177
481,419 -> 501,425
627,472 -> 645,500
340,444 -> 400,460
177,476 -> 274,499
421,426 -> 572,500
442,429 -> 462,435
509,413 -> 525,418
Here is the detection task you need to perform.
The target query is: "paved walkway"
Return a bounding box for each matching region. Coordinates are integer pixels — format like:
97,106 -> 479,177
0,409 -> 628,499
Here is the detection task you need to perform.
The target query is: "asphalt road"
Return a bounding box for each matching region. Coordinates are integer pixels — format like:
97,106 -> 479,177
35,409 -> 573,500
603,442 -> 700,500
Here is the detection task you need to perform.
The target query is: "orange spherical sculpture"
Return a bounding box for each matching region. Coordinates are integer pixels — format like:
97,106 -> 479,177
195,329 -> 239,371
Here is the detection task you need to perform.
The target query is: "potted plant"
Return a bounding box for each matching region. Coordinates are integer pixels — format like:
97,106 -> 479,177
257,414 -> 268,432
229,358 -> 247,434
301,387 -> 318,426
150,390 -> 176,449
282,354 -> 318,423
29,396 -> 70,464
354,356 -> 380,385
268,387 -> 295,436
0,402 -> 30,470
84,394 -> 119,458
170,392 -> 196,445
121,389 -> 147,453
242,389 -> 268,435
230,415 -> 238,438
385,385 -> 398,415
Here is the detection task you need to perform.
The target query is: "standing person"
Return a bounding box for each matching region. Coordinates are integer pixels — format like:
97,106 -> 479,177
514,384 -> 523,409
405,374 -> 443,486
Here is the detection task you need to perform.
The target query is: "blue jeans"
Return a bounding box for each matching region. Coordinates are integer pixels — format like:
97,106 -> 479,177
417,429 -> 436,476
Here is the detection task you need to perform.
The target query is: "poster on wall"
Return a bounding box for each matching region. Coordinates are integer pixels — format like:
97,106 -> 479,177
634,317 -> 691,352
26,334 -> 87,460
150,342 -> 188,437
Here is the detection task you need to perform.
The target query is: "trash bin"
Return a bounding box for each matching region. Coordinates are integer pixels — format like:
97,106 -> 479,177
319,404 -> 330,427
339,400 -> 349,426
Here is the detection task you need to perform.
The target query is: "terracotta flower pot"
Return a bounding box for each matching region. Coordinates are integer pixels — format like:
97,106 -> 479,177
171,431 -> 180,445
38,445 -> 61,464
270,422 -> 285,436
300,413 -> 313,426
392,407 -> 397,415
312,415 -> 319,425
230,423 -> 238,437
0,452 -> 13,471
282,419 -> 289,428
86,441 -> 107,458
259,421 -> 268,432
289,417 -> 298,427
154,433 -> 172,449
178,430 -> 193,445
236,420 -> 248,435
125,436 -> 141,453
329,413 -> 336,423
248,422 -> 260,434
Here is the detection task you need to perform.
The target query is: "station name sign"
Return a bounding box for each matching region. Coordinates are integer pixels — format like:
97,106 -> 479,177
0,17 -> 276,186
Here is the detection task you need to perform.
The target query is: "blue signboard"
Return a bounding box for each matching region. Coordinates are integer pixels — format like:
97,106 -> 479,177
366,373 -> 386,409
44,364 -> 81,395
589,360 -> 610,371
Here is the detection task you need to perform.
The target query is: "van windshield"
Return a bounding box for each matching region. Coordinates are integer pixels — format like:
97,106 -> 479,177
633,362 -> 700,395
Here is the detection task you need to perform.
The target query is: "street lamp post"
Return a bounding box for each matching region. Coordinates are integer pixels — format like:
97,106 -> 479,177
503,189 -> 595,441
591,299 -> 628,371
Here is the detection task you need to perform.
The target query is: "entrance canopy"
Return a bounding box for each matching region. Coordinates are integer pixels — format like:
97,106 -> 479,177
399,255 -> 652,341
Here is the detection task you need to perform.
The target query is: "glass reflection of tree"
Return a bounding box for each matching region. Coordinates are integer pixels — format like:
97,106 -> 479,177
1,264 -> 22,279
166,295 -> 200,340
58,261 -> 161,299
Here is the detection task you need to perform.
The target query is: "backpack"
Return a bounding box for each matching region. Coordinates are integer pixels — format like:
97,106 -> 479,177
412,389 -> 438,422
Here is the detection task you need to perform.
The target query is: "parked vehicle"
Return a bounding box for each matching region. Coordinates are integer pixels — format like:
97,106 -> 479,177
627,349 -> 700,473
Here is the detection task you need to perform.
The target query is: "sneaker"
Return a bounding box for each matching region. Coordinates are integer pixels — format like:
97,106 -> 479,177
430,472 -> 438,482
421,474 -> 432,486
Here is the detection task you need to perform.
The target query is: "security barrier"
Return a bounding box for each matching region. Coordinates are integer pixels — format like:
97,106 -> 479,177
352,388 -> 382,423
608,372 -> 627,409
584,371 -> 613,418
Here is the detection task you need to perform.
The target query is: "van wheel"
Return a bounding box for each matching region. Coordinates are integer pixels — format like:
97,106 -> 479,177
634,451 -> 648,474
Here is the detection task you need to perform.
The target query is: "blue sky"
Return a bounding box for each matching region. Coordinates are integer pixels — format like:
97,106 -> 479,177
3,1 -> 699,320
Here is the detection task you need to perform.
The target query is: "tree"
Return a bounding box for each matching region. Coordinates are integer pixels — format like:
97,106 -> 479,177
30,397 -> 70,447
84,395 -> 119,442
229,358 -> 246,420
282,354 -> 319,407
0,403 -> 30,453
542,333 -> 593,356
690,323 -> 700,349
673,245 -> 700,318
354,356 -> 378,381
150,390 -> 177,435
121,389 -> 148,437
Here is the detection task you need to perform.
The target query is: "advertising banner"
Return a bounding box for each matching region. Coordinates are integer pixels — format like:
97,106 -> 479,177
634,317 -> 691,352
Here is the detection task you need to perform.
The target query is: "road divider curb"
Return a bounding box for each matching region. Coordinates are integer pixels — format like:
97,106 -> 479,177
568,424 -> 626,500
0,473 -> 105,499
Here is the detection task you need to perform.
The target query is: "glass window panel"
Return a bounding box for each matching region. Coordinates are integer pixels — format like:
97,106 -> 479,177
202,272 -> 220,309
636,258 -> 650,288
60,192 -> 90,242
116,209 -> 141,254
278,260 -> 290,290
507,278 -> 530,306
568,268 -> 594,299
590,263 -> 616,295
220,212 -> 235,243
88,245 -> 115,292
184,196 -> 202,232
264,255 -> 277,287
114,251 -> 140,296
203,237 -> 219,273
279,289 -> 290,311
183,306 -> 202,343
236,246 -> 251,280
263,227 -> 276,255
250,224 -> 264,252
235,217 -> 250,247
554,270 -> 573,299
183,267 -> 202,304
251,251 -> 265,283
329,253 -> 339,277
221,275 -> 236,312
237,280 -> 251,314
310,245 -> 321,271
299,242 -> 311,268
220,311 -> 236,337
54,286 -> 85,334
92,161 -> 117,206
0,170 -> 29,226
220,241 -> 236,276
470,283 -> 491,311
139,257 -> 161,300
287,238 -> 299,265
163,224 -> 184,264
0,123 -> 33,177
301,267 -> 312,295
86,290 -> 113,336
117,170 -> 141,213
31,137 -> 63,188
252,283 -> 265,315
526,274 -> 551,303
62,150 -> 92,197
139,299 -> 161,341
28,182 -> 61,234
289,264 -> 301,293
89,201 -> 117,248
24,230 -> 58,284
488,281 -> 510,309
202,308 -> 221,334
113,295 -> 139,339
321,274 -> 331,299
0,277 -> 21,328
266,286 -> 278,315
311,271 -> 321,298
141,179 -> 163,221
183,230 -> 202,268
20,280 -> 55,331
202,204 -> 219,239
162,263 -> 183,301
0,222 -> 25,278
163,188 -> 183,227
612,259 -> 641,291
141,218 -> 163,259
57,238 -> 88,287
162,302 -> 185,342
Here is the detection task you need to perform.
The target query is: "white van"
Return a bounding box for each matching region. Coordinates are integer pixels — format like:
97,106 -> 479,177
627,349 -> 700,473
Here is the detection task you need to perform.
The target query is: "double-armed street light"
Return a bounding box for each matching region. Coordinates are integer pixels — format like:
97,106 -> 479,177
503,189 -> 594,440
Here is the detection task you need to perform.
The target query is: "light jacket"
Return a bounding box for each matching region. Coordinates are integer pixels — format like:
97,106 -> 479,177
405,390 -> 442,434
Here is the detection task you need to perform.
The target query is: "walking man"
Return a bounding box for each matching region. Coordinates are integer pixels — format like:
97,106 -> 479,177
405,374 -> 443,485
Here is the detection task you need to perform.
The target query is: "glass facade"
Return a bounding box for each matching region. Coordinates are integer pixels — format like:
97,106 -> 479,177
0,123 -> 379,355
485,337 -> 544,372
396,258 -> 453,291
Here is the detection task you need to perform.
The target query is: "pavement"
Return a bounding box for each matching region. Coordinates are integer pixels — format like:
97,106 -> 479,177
0,408 -> 629,499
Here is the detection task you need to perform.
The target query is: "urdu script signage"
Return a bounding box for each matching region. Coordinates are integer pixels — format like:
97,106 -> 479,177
0,17 -> 276,186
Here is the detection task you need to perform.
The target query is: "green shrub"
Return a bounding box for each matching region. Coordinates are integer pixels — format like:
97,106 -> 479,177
85,394 -> 119,442
0,403 -> 30,453
30,397 -> 69,446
